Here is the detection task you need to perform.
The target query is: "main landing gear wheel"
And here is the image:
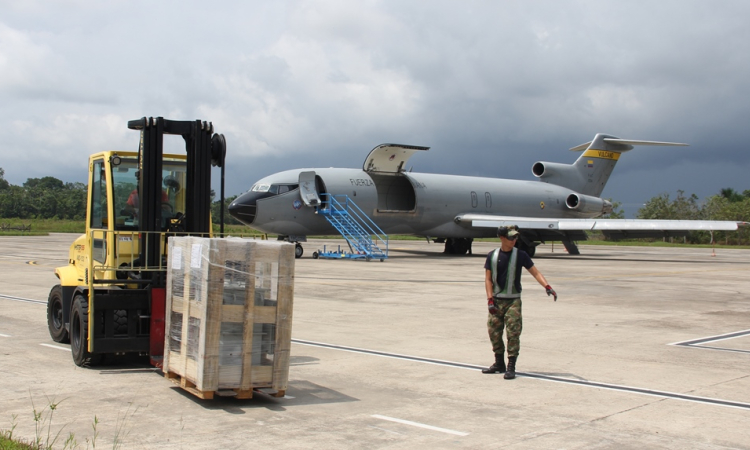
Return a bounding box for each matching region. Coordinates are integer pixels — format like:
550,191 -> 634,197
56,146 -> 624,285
517,240 -> 536,257
47,285 -> 69,343
444,238 -> 473,255
295,243 -> 304,259
70,294 -> 103,367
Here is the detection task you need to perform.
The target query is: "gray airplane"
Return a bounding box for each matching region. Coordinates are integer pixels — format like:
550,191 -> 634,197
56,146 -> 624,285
228,133 -> 742,258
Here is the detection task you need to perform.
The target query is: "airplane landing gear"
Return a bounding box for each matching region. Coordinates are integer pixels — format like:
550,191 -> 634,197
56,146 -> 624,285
516,237 -> 538,257
443,238 -> 473,255
278,236 -> 307,259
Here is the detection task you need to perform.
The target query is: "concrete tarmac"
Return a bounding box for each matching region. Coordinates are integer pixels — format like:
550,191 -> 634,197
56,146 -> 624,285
1,234 -> 749,449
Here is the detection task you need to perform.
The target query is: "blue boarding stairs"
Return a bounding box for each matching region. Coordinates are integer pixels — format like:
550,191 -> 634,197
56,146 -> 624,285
313,194 -> 389,261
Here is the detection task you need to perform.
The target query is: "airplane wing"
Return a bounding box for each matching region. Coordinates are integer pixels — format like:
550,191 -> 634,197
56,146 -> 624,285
455,214 -> 744,241
363,143 -> 430,173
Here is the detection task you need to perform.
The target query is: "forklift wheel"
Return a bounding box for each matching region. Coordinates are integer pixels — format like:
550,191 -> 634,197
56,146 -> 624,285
47,285 -> 69,343
70,294 -> 103,367
312,251 -> 319,259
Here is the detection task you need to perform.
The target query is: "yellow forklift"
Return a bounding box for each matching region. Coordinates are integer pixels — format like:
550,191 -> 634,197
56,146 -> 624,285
46,117 -> 226,367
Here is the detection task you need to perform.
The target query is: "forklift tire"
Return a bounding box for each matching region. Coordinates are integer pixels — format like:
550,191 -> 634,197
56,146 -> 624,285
295,243 -> 303,259
47,285 -> 69,343
113,309 -> 128,335
312,251 -> 319,259
71,294 -> 103,367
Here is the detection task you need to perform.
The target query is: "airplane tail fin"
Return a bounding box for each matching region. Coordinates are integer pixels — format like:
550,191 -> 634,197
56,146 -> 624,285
532,133 -> 688,197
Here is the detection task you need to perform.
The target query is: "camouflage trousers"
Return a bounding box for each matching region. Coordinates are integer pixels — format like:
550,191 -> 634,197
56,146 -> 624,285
487,297 -> 523,357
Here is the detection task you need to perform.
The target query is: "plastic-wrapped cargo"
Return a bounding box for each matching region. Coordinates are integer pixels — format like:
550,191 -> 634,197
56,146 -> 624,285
163,236 -> 294,399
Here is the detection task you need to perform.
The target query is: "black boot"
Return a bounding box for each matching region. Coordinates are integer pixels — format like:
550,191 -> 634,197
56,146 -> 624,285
482,354 -> 506,374
504,356 -> 517,379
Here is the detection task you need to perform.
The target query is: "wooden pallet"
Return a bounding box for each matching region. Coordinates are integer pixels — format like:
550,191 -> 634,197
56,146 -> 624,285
164,371 -> 285,399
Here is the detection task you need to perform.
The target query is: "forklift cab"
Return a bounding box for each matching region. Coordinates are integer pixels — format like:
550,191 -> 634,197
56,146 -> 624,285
108,157 -> 188,231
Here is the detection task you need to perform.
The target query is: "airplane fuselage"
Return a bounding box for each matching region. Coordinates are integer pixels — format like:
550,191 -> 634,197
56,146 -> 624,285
229,136 -> 740,258
236,167 -> 601,239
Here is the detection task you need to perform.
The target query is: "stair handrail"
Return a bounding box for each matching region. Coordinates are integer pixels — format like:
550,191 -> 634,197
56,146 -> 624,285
319,193 -> 389,258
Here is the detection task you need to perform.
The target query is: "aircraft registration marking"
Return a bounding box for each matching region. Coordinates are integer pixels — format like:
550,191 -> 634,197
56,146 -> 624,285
582,149 -> 621,160
350,178 -> 374,186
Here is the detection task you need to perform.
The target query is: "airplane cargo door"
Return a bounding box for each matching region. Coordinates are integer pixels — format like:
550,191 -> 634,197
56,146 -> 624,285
299,171 -> 321,207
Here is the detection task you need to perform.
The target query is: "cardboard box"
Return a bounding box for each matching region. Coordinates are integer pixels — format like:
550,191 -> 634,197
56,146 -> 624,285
163,237 -> 294,399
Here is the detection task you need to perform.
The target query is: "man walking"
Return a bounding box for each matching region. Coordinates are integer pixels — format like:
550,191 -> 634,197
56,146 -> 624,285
483,225 -> 557,379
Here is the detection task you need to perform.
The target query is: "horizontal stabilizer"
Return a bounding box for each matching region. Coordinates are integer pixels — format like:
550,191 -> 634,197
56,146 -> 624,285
570,137 -> 688,152
602,139 -> 688,147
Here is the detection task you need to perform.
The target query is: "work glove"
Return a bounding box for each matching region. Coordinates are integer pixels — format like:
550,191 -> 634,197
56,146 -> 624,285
487,298 -> 499,314
545,285 -> 557,301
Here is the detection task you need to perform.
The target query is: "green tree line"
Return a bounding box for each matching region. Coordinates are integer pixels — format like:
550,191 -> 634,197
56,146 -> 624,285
0,168 -> 87,220
0,167 -> 241,224
636,189 -> 750,244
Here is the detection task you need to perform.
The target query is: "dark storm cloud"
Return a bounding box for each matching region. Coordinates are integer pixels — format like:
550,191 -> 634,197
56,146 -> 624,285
1,0 -> 749,217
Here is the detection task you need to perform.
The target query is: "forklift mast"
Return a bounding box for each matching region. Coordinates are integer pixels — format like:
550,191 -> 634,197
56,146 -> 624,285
127,117 -> 226,277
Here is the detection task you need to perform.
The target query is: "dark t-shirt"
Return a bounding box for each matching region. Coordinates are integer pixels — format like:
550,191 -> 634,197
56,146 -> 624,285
484,248 -> 534,294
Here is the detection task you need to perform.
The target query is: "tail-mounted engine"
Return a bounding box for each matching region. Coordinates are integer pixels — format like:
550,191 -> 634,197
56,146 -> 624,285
566,193 -> 613,215
531,161 -> 586,194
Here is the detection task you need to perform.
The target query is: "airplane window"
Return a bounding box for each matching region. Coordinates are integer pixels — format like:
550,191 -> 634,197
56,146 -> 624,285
268,185 -> 279,194
252,184 -> 271,192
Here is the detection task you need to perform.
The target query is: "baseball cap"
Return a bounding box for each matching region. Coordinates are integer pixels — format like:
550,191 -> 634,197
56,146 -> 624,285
497,225 -> 520,238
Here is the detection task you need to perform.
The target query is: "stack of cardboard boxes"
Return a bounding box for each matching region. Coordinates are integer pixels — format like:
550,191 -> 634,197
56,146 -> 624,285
163,237 -> 294,399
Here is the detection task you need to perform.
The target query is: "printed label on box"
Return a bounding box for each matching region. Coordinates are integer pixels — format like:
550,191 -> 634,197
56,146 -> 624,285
191,243 -> 203,268
172,246 -> 182,270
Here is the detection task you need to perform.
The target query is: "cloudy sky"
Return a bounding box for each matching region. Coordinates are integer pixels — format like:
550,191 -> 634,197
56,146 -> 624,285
2,0 -> 749,217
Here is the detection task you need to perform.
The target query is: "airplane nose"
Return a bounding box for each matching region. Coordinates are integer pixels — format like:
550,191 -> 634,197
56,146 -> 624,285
228,191 -> 259,225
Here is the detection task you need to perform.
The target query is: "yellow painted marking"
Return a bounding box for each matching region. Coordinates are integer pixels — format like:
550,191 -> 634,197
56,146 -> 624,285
582,149 -> 621,160
0,260 -> 41,267
27,261 -> 38,265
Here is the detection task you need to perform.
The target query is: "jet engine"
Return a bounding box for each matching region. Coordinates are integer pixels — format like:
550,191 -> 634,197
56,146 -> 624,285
566,193 -> 613,215
532,161 -> 579,180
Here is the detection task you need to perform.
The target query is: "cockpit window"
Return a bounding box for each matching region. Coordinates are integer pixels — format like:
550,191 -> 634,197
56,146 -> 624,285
251,183 -> 298,195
